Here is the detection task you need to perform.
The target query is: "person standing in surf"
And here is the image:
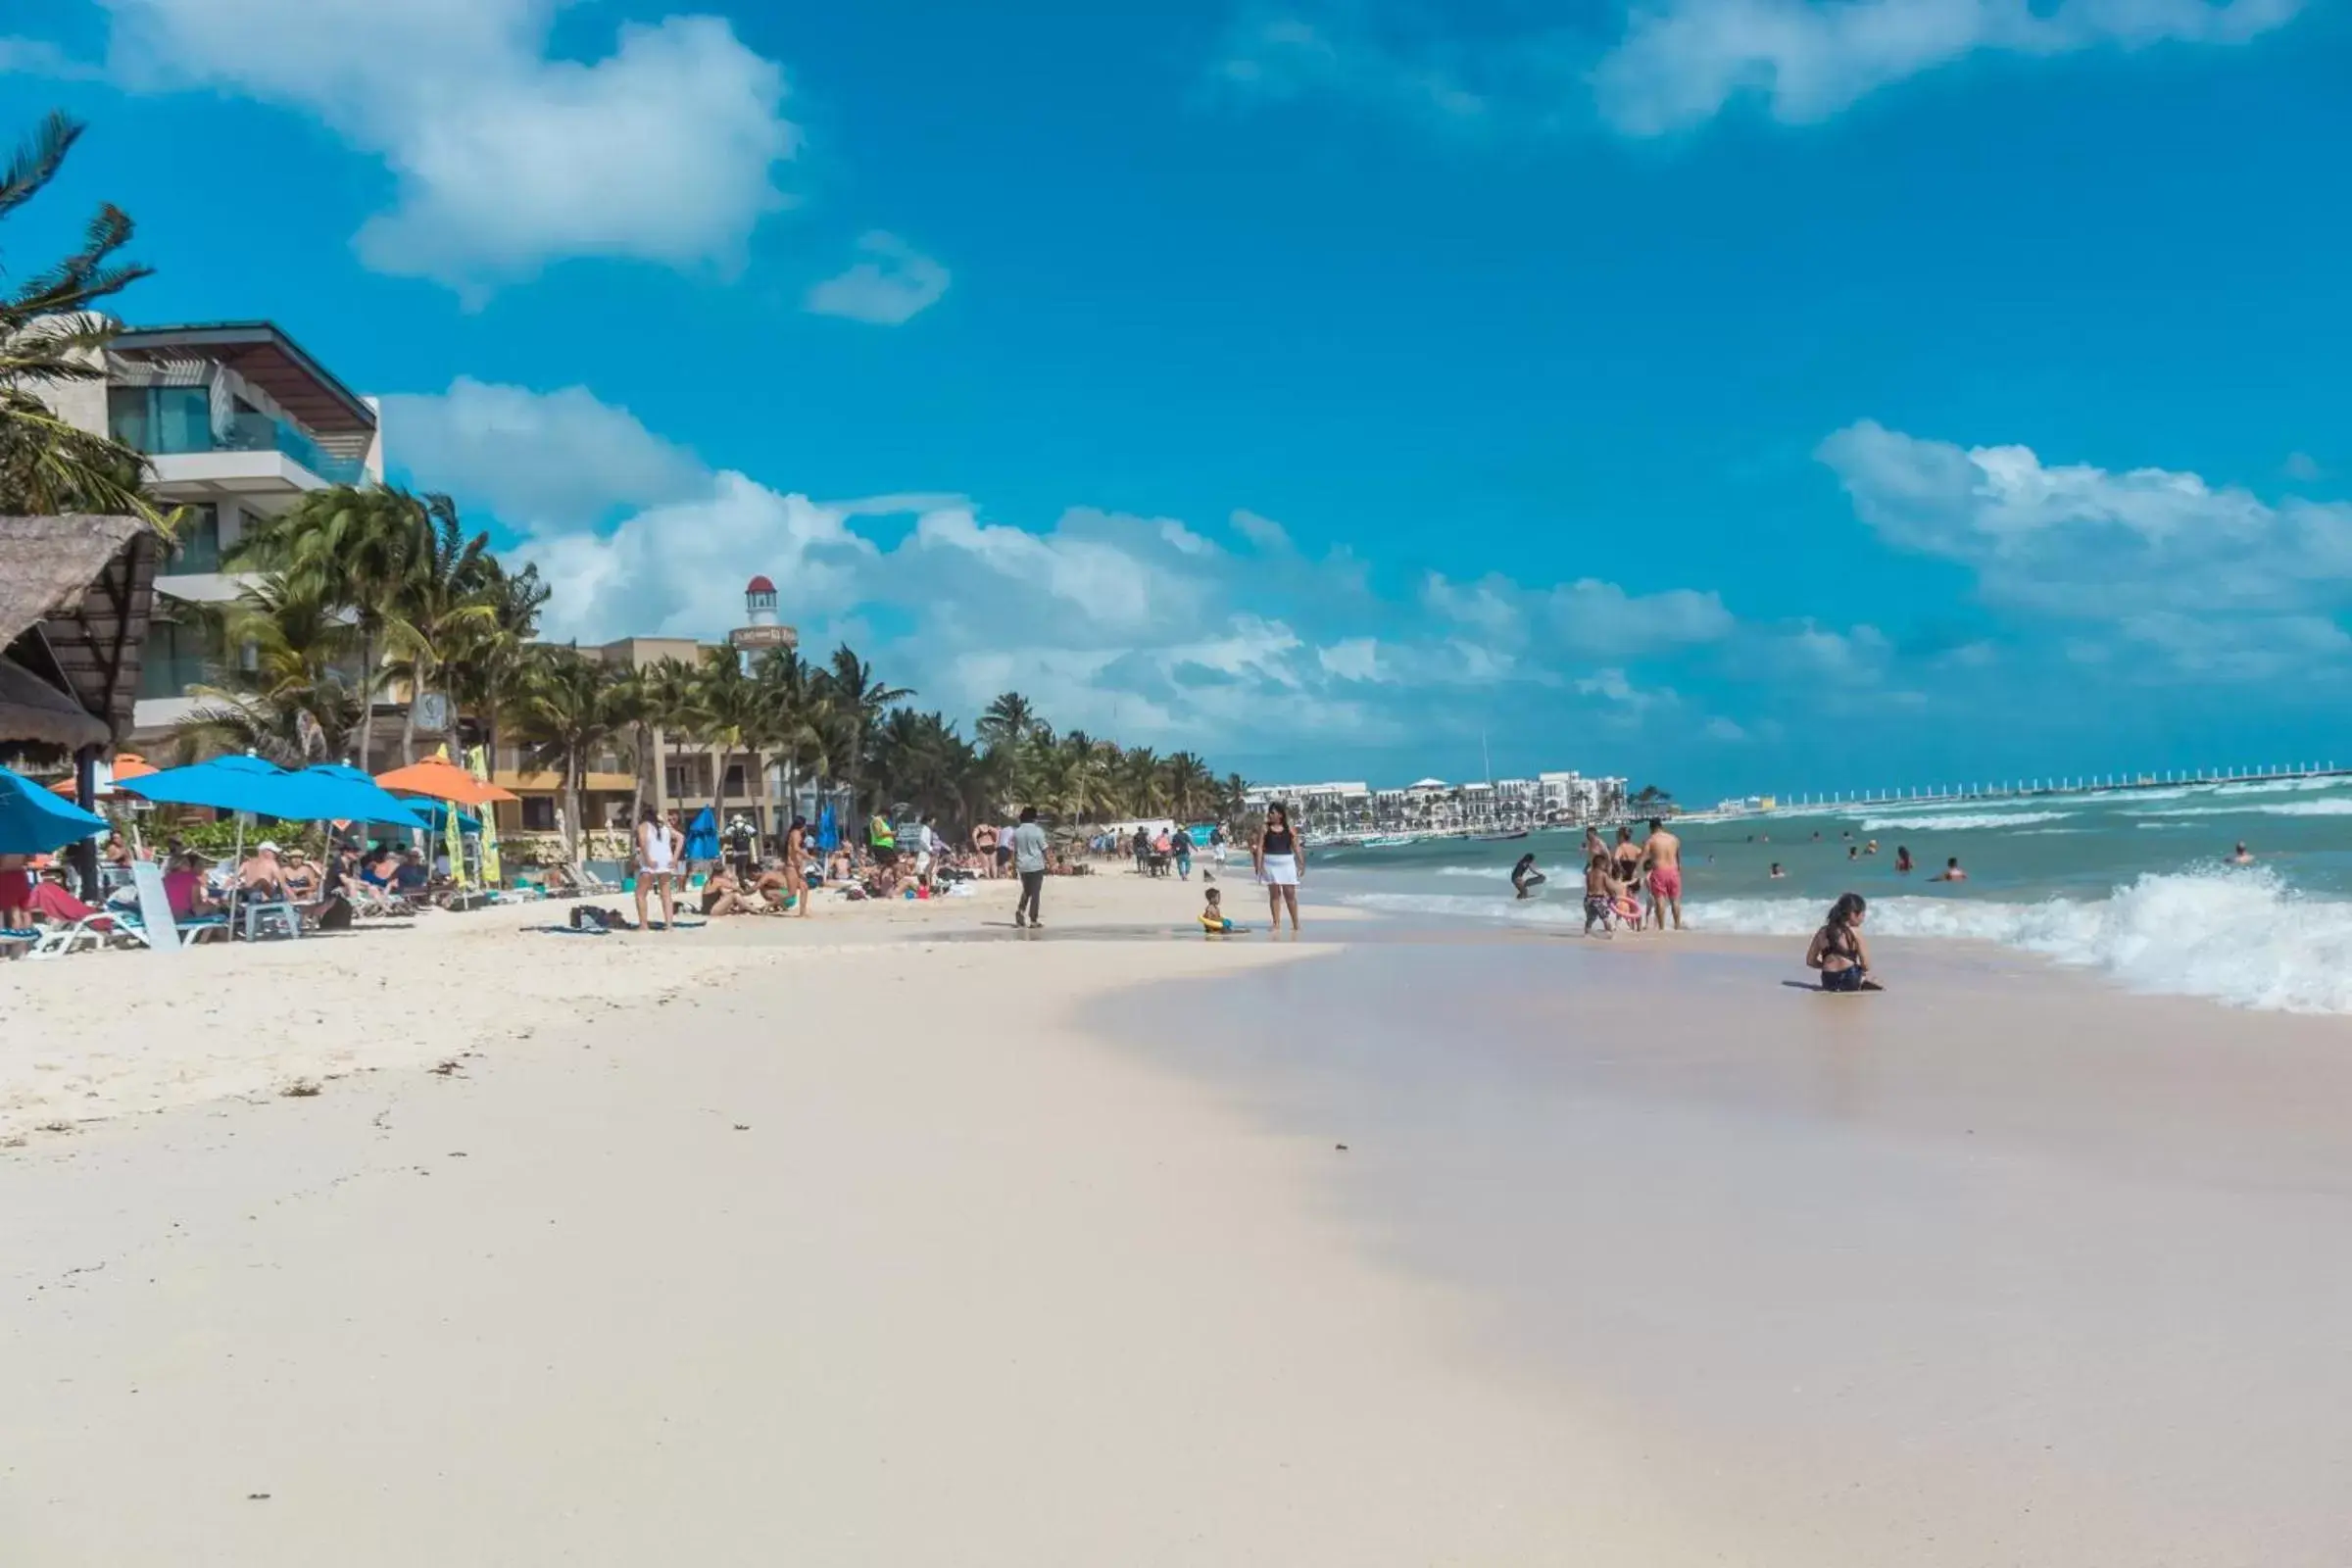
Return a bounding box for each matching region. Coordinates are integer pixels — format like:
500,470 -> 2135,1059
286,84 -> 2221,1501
1256,802 -> 1303,934
1641,817 -> 1684,931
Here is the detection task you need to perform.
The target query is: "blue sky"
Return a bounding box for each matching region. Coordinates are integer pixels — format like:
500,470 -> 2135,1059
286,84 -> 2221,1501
8,0 -> 2350,800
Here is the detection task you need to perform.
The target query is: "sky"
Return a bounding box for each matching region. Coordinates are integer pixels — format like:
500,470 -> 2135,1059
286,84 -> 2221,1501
6,0 -> 2350,801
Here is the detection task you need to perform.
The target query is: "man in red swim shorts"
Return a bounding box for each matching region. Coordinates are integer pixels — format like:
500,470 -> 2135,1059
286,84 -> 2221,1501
1641,817 -> 1684,931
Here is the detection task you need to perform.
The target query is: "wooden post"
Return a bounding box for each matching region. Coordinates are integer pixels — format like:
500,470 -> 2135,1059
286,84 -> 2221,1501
72,744 -> 101,902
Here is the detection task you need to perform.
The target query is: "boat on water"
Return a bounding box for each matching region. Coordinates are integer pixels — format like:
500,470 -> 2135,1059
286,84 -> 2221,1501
1358,834 -> 1417,848
1475,830 -> 1529,842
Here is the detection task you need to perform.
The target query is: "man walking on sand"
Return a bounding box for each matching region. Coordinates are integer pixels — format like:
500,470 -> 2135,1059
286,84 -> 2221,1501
1011,807 -> 1050,929
1642,817 -> 1684,931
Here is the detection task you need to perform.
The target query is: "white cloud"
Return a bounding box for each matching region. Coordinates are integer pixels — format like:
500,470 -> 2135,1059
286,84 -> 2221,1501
1212,3 -> 1490,123
1821,418 -> 2352,680
1317,637 -> 1384,681
1230,509 -> 1295,552
805,231 -> 952,325
1704,715 -> 1749,741
1425,570 -> 1735,654
1214,0 -> 2303,137
1820,418 -> 2352,615
382,377 -> 710,526
1592,0 -> 2302,135
85,0 -> 795,292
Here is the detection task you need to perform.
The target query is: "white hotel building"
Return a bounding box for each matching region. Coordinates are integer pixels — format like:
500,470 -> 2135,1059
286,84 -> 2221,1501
1247,769 -> 1626,840
40,319 -> 385,744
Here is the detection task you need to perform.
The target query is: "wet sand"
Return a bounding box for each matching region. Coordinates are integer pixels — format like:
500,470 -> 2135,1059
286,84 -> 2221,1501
1101,926 -> 2352,1564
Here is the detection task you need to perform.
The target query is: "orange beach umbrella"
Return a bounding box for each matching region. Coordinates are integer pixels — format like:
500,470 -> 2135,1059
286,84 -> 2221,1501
49,752 -> 158,798
373,756 -> 518,808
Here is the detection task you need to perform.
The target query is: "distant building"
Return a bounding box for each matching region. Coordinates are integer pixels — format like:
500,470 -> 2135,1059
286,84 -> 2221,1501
1246,766 -> 1629,840
494,576 -> 815,841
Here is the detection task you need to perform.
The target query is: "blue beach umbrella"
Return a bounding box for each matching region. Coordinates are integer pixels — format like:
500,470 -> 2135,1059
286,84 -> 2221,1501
816,802 -> 838,852
122,756 -> 425,827
685,806 -> 719,861
0,765 -> 109,855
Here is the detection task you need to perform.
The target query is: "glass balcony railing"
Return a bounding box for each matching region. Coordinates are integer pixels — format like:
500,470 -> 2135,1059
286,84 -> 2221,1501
111,389 -> 365,485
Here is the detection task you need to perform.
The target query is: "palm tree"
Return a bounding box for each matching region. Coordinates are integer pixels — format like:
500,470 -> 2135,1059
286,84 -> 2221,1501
976,691 -> 1037,754
752,646 -> 828,825
1161,751 -> 1212,822
174,574 -> 361,764
232,484 -> 426,771
1116,746 -> 1164,817
691,647 -> 763,843
445,551 -> 549,780
511,647 -> 622,869
381,493 -> 495,764
0,111 -> 158,518
816,644 -> 911,820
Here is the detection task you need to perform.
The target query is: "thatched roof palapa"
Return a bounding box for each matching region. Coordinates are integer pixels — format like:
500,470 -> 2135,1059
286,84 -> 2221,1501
0,514 -> 159,752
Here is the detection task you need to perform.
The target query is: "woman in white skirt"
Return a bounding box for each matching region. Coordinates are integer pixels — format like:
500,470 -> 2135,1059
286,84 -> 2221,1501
1254,802 -> 1303,933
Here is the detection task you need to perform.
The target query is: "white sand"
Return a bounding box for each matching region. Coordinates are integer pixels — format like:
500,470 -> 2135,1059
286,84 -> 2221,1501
0,877 -> 1719,1565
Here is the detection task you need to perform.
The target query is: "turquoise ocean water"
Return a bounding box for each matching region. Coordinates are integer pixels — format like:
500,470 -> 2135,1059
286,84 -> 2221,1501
1307,776 -> 2352,1012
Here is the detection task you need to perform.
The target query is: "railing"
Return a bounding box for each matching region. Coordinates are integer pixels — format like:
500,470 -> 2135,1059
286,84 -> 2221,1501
128,409 -> 365,485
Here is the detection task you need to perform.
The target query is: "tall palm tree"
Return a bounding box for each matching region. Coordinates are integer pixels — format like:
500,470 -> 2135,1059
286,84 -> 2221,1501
752,646 -> 828,824
232,484 -> 425,771
174,574 -> 361,765
817,644 -> 911,820
382,493 -> 495,764
0,110 -> 158,518
511,646 -> 621,869
445,552 -> 549,780
691,647 -> 763,842
976,691 -> 1037,754
1161,751 -> 1212,822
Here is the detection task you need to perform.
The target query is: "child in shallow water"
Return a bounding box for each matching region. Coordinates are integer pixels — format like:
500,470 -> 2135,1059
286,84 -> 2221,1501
1583,853 -> 1620,938
1200,886 -> 1236,933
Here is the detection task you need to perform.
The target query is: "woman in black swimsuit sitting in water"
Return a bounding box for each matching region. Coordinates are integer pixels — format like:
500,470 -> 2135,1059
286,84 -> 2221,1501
1804,893 -> 1880,992
1509,853 -> 1545,900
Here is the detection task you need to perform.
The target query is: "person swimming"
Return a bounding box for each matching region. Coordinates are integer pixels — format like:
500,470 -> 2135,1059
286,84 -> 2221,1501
1804,892 -> 1880,993
1769,862 -> 1786,878
1895,845 -> 1913,873
2230,841 -> 2255,865
1932,856 -> 1967,882
1510,852 -> 1546,901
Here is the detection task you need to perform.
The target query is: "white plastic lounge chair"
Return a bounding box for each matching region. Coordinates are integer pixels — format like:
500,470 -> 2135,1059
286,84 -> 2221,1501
129,862 -> 229,951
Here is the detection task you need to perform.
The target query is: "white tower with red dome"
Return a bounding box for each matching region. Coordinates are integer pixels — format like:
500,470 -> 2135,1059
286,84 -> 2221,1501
744,574 -> 779,627
728,573 -> 797,666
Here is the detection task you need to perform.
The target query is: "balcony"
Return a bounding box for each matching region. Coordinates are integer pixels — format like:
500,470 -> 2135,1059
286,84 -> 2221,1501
111,387 -> 365,486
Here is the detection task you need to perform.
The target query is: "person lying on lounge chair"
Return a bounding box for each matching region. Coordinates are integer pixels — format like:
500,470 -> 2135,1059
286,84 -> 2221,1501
26,868 -> 117,934
163,853 -> 222,920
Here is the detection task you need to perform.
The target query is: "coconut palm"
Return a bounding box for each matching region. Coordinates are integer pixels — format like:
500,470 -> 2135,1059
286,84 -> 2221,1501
381,493 -> 496,764
173,574 -> 361,764
232,484 -> 427,770
510,646 -> 622,869
0,111 -> 158,518
752,646 -> 829,823
976,691 -> 1037,753
815,645 -> 912,819
445,552 -> 549,778
691,647 -> 764,844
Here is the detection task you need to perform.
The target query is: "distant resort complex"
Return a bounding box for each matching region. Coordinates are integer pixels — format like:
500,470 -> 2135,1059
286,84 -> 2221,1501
1244,771 -> 1628,844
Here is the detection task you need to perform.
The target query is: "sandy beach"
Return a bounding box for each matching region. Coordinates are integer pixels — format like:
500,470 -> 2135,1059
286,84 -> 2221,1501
7,875 -> 2352,1563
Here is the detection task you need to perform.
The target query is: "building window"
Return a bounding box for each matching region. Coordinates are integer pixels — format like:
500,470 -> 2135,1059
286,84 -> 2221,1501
520,796 -> 556,831
138,615 -> 224,699
165,503 -> 222,574
108,385 -> 213,455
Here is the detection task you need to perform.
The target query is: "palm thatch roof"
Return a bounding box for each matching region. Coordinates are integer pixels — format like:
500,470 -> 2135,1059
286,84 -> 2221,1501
0,513 -> 158,751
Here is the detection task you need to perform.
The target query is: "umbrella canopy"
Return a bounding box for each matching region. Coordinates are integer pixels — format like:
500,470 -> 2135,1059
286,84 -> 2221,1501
122,756 -> 427,826
685,807 -> 719,861
47,752 -> 158,798
0,764 -> 108,855
816,803 -> 838,852
373,756 -> 517,808
293,764 -> 438,827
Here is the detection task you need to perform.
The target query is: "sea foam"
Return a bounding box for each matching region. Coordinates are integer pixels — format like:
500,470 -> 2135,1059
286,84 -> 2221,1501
1335,869 -> 2352,1013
